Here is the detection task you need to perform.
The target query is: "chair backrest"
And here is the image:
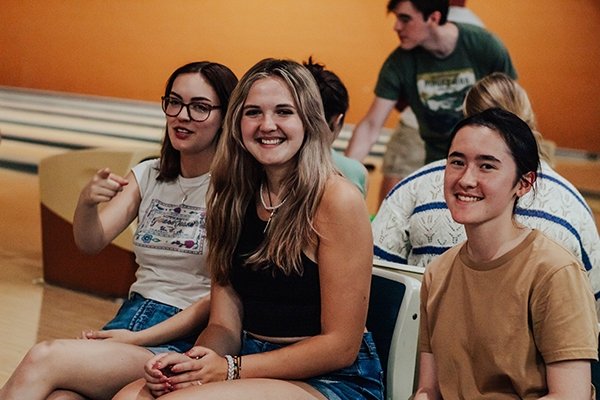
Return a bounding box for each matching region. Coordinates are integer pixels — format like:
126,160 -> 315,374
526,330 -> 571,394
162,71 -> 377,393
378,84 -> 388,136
367,265 -> 421,400
373,258 -> 425,282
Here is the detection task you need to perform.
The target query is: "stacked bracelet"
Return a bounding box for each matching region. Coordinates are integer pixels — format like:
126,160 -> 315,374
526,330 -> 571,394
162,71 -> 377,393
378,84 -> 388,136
224,355 -> 242,380
233,355 -> 241,379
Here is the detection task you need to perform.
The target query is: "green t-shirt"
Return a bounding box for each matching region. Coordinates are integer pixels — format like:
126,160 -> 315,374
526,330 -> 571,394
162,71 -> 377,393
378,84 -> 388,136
331,149 -> 367,196
375,23 -> 517,162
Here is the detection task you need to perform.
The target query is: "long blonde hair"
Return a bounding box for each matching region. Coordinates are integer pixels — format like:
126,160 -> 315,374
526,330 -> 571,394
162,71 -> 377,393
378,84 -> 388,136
463,72 -> 553,164
206,58 -> 337,284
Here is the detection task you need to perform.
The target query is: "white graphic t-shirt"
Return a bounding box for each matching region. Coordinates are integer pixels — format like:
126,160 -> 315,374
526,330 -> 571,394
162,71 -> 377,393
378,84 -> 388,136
130,159 -> 211,310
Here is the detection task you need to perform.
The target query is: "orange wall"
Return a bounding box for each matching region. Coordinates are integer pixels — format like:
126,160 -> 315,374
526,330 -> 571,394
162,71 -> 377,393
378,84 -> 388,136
469,1 -> 600,153
1,0 -> 599,152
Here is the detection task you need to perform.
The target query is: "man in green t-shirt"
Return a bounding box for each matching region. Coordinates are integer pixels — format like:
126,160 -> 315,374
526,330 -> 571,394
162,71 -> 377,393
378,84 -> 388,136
345,0 -> 516,199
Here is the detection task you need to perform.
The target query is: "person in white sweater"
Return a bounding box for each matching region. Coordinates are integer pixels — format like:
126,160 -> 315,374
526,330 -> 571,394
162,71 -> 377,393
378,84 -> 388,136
372,73 -> 600,314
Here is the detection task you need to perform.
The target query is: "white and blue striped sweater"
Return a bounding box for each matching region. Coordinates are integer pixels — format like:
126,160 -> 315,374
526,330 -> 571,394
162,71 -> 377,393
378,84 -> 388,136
372,159 -> 600,303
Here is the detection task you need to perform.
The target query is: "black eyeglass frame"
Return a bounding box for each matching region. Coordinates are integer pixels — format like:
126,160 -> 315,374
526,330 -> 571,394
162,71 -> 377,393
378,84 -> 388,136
161,96 -> 221,122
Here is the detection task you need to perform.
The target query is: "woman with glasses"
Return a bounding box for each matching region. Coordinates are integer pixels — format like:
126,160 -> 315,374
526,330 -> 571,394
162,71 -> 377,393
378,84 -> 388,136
0,61 -> 237,400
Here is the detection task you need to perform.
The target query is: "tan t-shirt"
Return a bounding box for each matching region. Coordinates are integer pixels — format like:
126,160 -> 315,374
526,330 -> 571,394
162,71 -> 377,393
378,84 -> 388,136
419,230 -> 598,399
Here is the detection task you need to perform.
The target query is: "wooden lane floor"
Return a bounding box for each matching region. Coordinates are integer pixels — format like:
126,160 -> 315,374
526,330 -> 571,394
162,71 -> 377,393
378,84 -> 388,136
0,169 -> 119,385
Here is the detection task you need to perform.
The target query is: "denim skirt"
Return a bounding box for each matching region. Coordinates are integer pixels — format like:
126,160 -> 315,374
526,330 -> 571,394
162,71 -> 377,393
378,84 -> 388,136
240,331 -> 384,400
102,292 -> 196,354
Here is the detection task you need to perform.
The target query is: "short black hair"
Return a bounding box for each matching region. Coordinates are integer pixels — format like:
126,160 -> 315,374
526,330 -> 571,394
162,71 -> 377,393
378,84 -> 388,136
387,0 -> 449,24
303,56 -> 349,129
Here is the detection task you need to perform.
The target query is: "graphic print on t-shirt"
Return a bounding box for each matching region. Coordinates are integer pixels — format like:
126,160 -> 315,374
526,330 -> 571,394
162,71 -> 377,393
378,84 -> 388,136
134,199 -> 206,255
417,69 -> 476,134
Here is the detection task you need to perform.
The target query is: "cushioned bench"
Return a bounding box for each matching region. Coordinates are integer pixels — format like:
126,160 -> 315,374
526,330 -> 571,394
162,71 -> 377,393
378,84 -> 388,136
39,147 -> 159,298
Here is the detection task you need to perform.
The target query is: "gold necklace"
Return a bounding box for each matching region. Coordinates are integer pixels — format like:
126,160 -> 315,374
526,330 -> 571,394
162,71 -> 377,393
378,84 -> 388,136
177,173 -> 211,205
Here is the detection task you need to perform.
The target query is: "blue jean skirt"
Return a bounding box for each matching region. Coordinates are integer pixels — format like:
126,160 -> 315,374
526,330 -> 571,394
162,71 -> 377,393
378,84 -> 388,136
240,331 -> 384,400
102,292 -> 196,354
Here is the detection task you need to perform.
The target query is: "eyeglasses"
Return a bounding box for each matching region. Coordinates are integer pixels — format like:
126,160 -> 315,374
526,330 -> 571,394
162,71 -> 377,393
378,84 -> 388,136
161,96 -> 221,122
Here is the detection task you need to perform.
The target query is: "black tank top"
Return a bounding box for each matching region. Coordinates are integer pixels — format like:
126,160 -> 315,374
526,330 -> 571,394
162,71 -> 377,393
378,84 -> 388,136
229,204 -> 321,337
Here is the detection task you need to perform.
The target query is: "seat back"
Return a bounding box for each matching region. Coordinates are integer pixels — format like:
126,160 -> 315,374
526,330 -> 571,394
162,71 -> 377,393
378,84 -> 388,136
38,147 -> 159,298
372,258 -> 425,282
367,265 -> 421,400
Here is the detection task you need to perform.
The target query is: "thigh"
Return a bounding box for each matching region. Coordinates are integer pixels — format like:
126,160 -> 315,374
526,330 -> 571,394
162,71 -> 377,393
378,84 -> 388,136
238,333 -> 383,400
382,121 -> 425,178
112,378 -> 154,400
41,339 -> 154,399
159,379 -> 325,400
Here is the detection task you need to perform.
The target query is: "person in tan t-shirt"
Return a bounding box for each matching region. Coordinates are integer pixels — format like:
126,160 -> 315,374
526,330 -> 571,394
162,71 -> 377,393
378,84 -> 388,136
414,108 -> 598,399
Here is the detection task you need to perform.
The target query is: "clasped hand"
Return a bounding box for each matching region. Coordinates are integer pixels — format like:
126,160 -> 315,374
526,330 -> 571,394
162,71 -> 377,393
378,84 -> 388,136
144,346 -> 228,397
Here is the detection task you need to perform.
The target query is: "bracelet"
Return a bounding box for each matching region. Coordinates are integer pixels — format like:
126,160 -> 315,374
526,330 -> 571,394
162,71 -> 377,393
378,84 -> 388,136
224,355 -> 242,380
233,355 -> 242,379
225,355 -> 235,380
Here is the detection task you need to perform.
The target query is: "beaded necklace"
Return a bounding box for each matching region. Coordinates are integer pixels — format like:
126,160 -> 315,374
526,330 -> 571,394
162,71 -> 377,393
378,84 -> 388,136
259,180 -> 287,233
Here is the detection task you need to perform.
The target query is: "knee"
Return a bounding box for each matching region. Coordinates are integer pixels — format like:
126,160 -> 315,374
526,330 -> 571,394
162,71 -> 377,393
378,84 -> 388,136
22,339 -> 66,369
1,340 -> 66,391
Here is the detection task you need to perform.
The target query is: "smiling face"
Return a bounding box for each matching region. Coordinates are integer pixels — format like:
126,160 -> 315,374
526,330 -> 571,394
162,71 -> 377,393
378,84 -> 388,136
240,76 -> 305,175
391,1 -> 432,50
444,125 -> 532,229
165,72 -> 222,157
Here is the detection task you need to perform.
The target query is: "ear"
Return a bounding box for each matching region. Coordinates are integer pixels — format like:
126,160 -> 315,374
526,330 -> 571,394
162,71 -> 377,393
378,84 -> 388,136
334,113 -> 344,130
428,10 -> 442,25
516,171 -> 536,198
330,113 -> 345,137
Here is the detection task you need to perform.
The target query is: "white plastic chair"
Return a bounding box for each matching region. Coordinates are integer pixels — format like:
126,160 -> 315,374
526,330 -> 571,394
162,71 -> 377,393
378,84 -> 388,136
373,258 -> 425,281
367,265 -> 421,400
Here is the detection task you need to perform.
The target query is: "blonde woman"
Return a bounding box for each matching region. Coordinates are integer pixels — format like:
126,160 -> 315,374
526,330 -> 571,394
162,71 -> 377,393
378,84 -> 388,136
463,72 -> 554,165
114,59 -> 383,399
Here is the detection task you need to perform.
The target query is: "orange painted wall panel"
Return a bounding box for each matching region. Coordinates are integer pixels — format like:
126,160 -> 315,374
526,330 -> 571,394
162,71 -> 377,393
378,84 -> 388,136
469,0 -> 600,153
1,0 -> 598,152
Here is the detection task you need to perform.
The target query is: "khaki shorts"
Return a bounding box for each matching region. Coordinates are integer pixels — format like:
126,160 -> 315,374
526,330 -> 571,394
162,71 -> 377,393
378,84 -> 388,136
382,120 -> 426,178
